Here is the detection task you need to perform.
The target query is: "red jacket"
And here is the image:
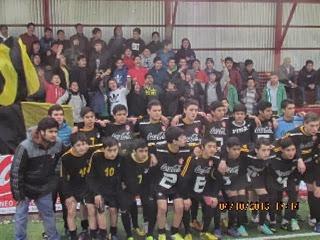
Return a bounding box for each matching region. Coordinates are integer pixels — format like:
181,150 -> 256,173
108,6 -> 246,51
44,81 -> 65,104
123,56 -> 135,69
128,67 -> 148,87
195,70 -> 208,84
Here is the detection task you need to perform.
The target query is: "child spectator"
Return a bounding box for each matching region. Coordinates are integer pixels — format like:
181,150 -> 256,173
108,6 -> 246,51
70,54 -> 90,100
192,59 -> 208,85
30,40 -> 41,58
176,38 -> 196,67
148,56 -> 167,88
126,27 -> 145,56
161,81 -> 180,117
69,23 -> 89,56
55,29 -> 70,50
113,58 -> 128,87
156,40 -> 175,67
241,78 -> 260,115
143,73 -> 162,102
225,56 -> 242,91
128,56 -> 148,87
140,47 -> 156,70
108,77 -> 131,114
204,72 -> 222,111
44,73 -> 65,104
64,38 -> 82,68
184,70 -> 204,109
88,39 -> 111,77
108,25 -> 127,59
54,54 -> 69,90
89,27 -> 107,51
240,59 -> 259,89
262,73 -> 287,115
146,31 -> 162,54
20,22 -> 39,54
90,75 -> 110,119
204,58 -> 221,79
40,27 -> 54,55
57,81 -> 87,124
127,82 -> 147,117
123,47 -> 135,69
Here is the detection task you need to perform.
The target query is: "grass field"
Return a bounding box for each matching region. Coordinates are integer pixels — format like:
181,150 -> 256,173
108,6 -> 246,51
1,199 -> 320,240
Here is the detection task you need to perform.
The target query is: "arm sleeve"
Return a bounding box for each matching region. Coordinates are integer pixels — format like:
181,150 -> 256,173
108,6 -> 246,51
56,91 -> 68,104
10,145 -> 28,201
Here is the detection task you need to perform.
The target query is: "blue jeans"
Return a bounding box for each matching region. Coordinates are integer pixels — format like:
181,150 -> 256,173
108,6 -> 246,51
299,86 -> 306,103
14,193 -> 60,240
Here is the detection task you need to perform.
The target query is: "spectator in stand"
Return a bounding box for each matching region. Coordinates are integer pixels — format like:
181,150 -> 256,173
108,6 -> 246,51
204,72 -> 222,111
143,73 -> 162,102
241,78 -> 261,115
140,47 -> 156,70
55,29 -> 70,50
32,54 -> 43,70
240,59 -> 259,89
108,77 -> 132,114
204,58 -> 221,79
89,27 -> 107,52
225,56 -> 242,91
192,59 -> 208,85
278,57 -> 297,101
90,75 -> 110,119
88,39 -> 111,78
262,73 -> 287,115
20,22 -> 39,54
161,81 -> 180,117
184,70 -> 204,109
113,58 -> 128,88
57,81 -> 87,124
44,42 -> 63,68
40,27 -> 54,55
274,99 -> 304,139
165,57 -> 179,83
127,82 -> 147,117
126,27 -> 145,56
297,60 -> 317,104
178,57 -> 189,72
123,47 -> 135,69
108,25 -> 126,59
64,38 -> 82,68
128,55 -> 148,87
148,56 -> 167,88
176,38 -> 196,67
0,25 -> 13,44
157,40 -> 175,68
44,73 -> 65,104
146,31 -> 162,54
54,54 -> 70,89
70,54 -> 90,100
29,40 -> 41,58
70,23 -> 89,56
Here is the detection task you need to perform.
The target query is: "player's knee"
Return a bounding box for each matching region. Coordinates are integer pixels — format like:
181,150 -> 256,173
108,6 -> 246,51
174,202 -> 184,214
183,199 -> 192,210
158,203 -> 167,214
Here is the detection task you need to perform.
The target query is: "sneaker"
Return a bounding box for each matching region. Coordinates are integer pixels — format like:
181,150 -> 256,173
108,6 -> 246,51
269,221 -> 277,232
190,220 -> 203,231
214,229 -> 222,239
42,232 -> 48,240
184,233 -> 192,240
133,227 -> 146,236
171,233 -> 184,240
314,223 -> 320,233
227,227 -> 240,238
200,232 -> 218,240
309,217 -> 317,227
237,225 -> 248,237
146,236 -> 154,240
158,234 -> 166,240
251,214 -> 259,223
258,224 -> 273,235
281,219 -> 289,230
290,219 -> 300,231
128,237 -> 134,240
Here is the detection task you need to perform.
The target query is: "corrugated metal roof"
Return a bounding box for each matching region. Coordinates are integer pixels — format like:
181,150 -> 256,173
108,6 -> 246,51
282,3 -> 320,25
281,50 -> 320,70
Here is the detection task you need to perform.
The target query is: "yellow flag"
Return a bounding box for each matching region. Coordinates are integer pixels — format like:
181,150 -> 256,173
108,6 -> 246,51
18,38 -> 40,96
0,43 -> 18,106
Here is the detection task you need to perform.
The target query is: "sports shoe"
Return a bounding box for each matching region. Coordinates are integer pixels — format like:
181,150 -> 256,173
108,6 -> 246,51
227,227 -> 240,238
158,234 -> 166,240
251,214 -> 259,223
269,221 -> 277,232
237,225 -> 248,237
128,237 -> 134,240
290,219 -> 300,231
42,232 -> 48,240
200,232 -> 218,240
133,227 -> 146,236
171,233 -> 184,240
190,220 -> 203,231
184,233 -> 192,240
146,236 -> 154,240
309,217 -> 317,227
314,223 -> 320,233
258,224 -> 273,235
281,219 -> 289,230
214,228 -> 222,239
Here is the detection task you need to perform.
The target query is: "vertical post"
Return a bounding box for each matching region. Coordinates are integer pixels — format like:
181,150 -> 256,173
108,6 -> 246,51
164,0 -> 172,41
43,0 -> 50,28
274,0 -> 283,70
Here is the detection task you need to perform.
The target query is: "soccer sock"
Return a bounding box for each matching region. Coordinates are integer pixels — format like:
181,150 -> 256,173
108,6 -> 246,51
191,198 -> 199,221
121,211 -> 132,237
171,226 -> 179,235
213,207 -> 221,229
308,191 -> 316,219
89,229 -> 98,239
99,229 -> 107,239
130,201 -> 139,228
228,196 -> 238,228
258,194 -> 269,225
110,226 -> 117,236
202,204 -> 215,232
80,219 -> 89,231
158,228 -> 166,235
237,195 -> 247,226
69,229 -> 77,240
182,210 -> 191,234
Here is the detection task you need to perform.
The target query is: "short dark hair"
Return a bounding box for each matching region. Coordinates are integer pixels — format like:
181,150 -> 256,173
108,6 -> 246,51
77,54 -> 86,62
183,99 -> 199,110
224,57 -> 233,63
70,132 -> 89,146
233,103 -> 247,113
112,104 -> 127,115
57,29 -> 64,35
44,27 -> 52,33
27,22 -> 35,28
37,117 -> 59,131
255,137 -> 271,149
153,56 -> 162,64
304,112 -> 320,124
306,60 -> 314,65
205,58 -> 214,64
245,59 -> 253,66
168,57 -> 176,62
147,99 -> 161,110
201,136 -> 217,146
226,137 -> 241,148
133,138 -> 148,150
133,27 -> 141,35
257,100 -> 272,113
144,73 -> 153,79
92,27 -> 101,35
165,126 -> 185,144
75,23 -> 83,28
281,99 -> 294,110
93,39 -> 104,46
102,137 -> 119,148
279,137 -> 296,150
152,31 -> 160,37
210,101 -> 224,112
48,104 -> 64,116
0,25 -> 8,30
80,107 -> 95,118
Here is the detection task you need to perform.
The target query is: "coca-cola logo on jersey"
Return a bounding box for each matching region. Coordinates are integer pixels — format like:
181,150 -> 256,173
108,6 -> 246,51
194,165 -> 211,175
112,131 -> 132,141
147,132 -> 165,141
0,155 -> 13,198
186,133 -> 200,143
160,163 -> 182,173
209,127 -> 226,135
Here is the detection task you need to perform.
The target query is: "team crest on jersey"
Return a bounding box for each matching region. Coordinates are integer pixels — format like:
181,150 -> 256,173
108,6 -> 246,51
208,160 -> 213,167
179,158 -> 184,165
125,125 -> 130,131
194,128 -> 199,134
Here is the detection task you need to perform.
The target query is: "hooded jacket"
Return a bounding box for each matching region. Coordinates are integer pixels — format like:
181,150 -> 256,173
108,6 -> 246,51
10,129 -> 63,201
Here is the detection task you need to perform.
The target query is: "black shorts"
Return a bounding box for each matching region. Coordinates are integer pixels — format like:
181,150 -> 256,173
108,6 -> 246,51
296,163 -> 316,184
223,176 -> 246,191
86,193 -> 118,208
247,175 -> 266,190
118,191 -> 136,211
156,191 -> 181,201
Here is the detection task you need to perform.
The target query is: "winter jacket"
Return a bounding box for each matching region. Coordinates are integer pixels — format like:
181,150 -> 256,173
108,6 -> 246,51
297,66 -> 317,89
148,67 -> 168,88
44,81 -> 65,104
126,38 -> 146,56
223,84 -> 239,112
108,36 -> 126,58
113,68 -> 128,87
69,33 -> 89,56
10,129 -> 63,201
146,41 -> 163,54
156,49 -> 176,67
175,48 -> 196,67
128,67 -> 148,87
262,82 -> 287,115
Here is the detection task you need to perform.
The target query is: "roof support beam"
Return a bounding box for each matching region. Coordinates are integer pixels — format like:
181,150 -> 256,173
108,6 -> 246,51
165,0 -> 178,42
274,0 -> 283,70
280,0 -> 298,47
42,0 -> 50,28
